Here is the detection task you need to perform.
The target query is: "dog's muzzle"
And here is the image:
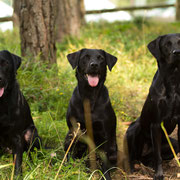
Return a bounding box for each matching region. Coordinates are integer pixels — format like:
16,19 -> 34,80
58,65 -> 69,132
172,49 -> 180,56
0,76 -> 7,97
0,87 -> 4,97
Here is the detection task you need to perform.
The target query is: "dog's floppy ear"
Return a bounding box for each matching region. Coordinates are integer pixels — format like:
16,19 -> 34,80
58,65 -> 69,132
147,36 -> 164,61
102,50 -> 117,71
0,50 -> 21,71
10,52 -> 22,71
67,49 -> 84,69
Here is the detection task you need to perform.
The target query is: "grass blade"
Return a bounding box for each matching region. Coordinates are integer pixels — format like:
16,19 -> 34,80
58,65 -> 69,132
161,121 -> 180,167
54,122 -> 80,180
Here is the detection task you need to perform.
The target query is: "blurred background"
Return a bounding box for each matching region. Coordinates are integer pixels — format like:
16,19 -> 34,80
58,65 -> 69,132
0,0 -> 177,31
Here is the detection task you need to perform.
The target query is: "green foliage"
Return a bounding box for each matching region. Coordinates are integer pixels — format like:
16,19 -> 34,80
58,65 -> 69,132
0,28 -> 20,54
110,0 -> 169,7
0,20 -> 180,179
1,0 -> 12,6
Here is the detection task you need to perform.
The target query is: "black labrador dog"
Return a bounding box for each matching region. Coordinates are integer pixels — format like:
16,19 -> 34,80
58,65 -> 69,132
64,48 -> 117,180
125,34 -> 180,180
0,50 -> 41,176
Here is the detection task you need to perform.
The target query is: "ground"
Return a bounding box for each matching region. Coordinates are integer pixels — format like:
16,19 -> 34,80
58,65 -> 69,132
112,124 -> 180,180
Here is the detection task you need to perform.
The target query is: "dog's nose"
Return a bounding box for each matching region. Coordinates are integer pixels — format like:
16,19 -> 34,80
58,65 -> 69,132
173,50 -> 180,55
0,77 -> 2,82
90,62 -> 98,68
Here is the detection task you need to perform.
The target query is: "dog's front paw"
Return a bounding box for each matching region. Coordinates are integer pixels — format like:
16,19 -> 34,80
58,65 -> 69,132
154,164 -> 164,180
154,173 -> 164,180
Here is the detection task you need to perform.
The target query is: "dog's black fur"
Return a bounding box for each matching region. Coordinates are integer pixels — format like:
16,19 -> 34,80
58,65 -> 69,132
64,49 -> 118,180
125,34 -> 180,180
0,50 -> 41,176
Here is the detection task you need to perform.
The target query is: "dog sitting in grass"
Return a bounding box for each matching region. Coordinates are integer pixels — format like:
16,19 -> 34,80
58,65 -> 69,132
125,34 -> 180,180
0,50 -> 41,176
64,48 -> 118,180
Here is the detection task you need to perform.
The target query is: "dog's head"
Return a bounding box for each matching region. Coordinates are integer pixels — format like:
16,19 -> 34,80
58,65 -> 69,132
0,50 -> 21,97
148,33 -> 180,68
67,49 -> 117,87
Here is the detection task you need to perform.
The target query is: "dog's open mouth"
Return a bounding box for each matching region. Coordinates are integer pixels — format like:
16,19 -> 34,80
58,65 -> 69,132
0,87 -> 4,97
86,74 -> 99,87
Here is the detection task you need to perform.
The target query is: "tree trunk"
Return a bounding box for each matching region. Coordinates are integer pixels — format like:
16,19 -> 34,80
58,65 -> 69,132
176,0 -> 180,21
19,0 -> 56,63
55,0 -> 85,42
13,0 -> 21,27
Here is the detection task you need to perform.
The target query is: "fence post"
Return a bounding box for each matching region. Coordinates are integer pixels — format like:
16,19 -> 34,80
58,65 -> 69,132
176,0 -> 180,20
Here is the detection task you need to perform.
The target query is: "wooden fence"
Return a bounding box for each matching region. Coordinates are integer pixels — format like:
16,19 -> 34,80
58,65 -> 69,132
0,1 -> 179,23
0,16 -> 13,22
86,3 -> 175,14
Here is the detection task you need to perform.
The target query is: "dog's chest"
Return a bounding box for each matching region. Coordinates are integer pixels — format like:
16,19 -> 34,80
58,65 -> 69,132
160,91 -> 180,127
0,100 -> 13,134
82,104 -> 109,123
0,99 -> 8,117
74,100 -> 111,131
169,92 -> 180,117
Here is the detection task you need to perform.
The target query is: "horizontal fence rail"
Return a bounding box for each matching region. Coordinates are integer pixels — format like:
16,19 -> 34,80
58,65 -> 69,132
0,16 -> 13,22
86,3 -> 175,14
0,3 -> 177,23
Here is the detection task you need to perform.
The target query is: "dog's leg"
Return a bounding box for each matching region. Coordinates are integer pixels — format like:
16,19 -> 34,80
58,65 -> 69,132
178,121 -> 180,149
98,150 -> 111,180
101,160 -> 111,180
99,137 -> 116,180
108,133 -> 117,166
64,131 -> 73,161
13,136 -> 24,176
125,120 -> 144,172
151,123 -> 163,180
99,125 -> 117,180
24,126 -> 41,150
64,130 -> 87,160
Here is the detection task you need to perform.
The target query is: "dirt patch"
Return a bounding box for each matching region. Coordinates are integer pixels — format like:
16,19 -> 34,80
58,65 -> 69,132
113,154 -> 180,180
113,122 -> 180,180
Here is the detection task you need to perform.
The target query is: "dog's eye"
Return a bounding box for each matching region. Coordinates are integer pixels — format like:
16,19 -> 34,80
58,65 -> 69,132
97,55 -> 104,60
85,55 -> 90,59
166,41 -> 172,48
1,60 -> 9,67
3,61 -> 9,66
178,40 -> 180,46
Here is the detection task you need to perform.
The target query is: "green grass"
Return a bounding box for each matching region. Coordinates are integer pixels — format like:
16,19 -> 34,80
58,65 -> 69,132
0,20 -> 180,179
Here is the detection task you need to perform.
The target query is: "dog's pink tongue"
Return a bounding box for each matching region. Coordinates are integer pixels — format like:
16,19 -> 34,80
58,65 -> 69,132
87,75 -> 99,87
0,88 -> 4,97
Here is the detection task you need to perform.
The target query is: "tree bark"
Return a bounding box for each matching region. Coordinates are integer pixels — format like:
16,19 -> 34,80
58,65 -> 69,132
19,0 -> 56,63
176,0 -> 180,21
13,0 -> 21,27
55,0 -> 85,42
